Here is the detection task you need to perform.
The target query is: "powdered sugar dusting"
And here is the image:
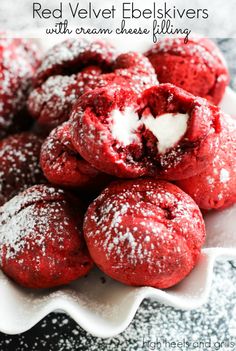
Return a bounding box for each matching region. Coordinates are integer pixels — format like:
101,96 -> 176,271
0,185 -> 69,264
147,37 -> 226,71
114,52 -> 158,94
28,75 -> 79,128
0,38 -> 39,137
35,38 -> 116,85
0,133 -> 45,205
220,168 -> 230,183
177,114 -> 236,209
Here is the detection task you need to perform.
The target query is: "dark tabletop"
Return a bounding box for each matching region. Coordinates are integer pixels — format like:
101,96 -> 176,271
0,39 -> 236,351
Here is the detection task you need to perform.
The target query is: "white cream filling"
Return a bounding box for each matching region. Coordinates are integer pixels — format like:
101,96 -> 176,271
110,108 -> 189,153
143,113 -> 189,154
110,107 -> 140,146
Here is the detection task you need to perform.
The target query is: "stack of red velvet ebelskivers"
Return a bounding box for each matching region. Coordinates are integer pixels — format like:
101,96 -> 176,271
0,36 -> 235,290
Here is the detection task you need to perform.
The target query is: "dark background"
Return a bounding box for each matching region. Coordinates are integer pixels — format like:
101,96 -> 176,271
0,39 -> 236,351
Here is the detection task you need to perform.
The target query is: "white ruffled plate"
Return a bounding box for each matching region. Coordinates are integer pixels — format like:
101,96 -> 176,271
0,201 -> 236,338
0,37 -> 236,338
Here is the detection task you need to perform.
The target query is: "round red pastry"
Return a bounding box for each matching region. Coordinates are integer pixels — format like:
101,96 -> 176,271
27,39 -> 116,132
40,122 -> 111,189
70,83 -> 222,179
28,44 -> 157,132
0,37 -> 40,139
33,38 -> 116,86
0,132 -> 45,206
176,115 -> 236,210
145,37 -> 229,105
0,185 -> 93,289
84,179 -> 205,289
27,74 -> 83,133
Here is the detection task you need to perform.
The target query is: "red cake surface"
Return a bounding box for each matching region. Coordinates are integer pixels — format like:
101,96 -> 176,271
0,37 -> 40,139
145,37 -> 229,105
27,39 -> 116,132
28,66 -> 102,133
70,83 -> 222,179
176,115 -> 236,210
40,122 -> 111,189
0,185 -> 93,289
85,52 -> 158,94
84,179 -> 205,289
0,132 -> 45,206
113,52 -> 158,93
